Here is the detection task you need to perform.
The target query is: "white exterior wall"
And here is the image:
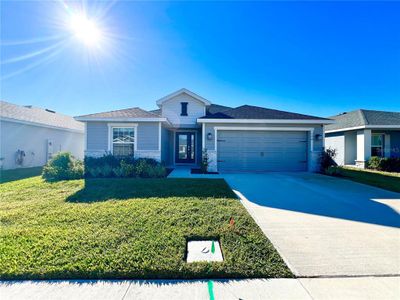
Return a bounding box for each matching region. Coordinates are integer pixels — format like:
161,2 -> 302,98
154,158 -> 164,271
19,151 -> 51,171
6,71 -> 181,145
161,94 -> 205,128
325,133 -> 345,166
356,129 -> 371,168
0,120 -> 84,170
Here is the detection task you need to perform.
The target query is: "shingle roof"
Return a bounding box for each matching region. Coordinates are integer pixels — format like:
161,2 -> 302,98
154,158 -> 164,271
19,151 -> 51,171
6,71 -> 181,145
0,101 -> 84,132
76,107 -> 162,119
206,104 -> 232,115
326,109 -> 400,131
201,104 -> 329,120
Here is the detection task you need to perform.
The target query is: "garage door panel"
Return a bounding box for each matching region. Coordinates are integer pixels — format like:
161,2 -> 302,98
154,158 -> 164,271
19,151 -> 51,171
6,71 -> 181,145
217,130 -> 308,172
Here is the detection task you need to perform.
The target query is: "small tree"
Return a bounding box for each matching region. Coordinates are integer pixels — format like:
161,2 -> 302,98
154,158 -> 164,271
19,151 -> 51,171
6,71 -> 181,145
320,147 -> 337,172
201,149 -> 211,173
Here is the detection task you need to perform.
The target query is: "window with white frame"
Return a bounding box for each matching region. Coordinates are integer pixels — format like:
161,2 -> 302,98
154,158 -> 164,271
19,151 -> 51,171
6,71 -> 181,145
112,127 -> 135,157
371,134 -> 384,157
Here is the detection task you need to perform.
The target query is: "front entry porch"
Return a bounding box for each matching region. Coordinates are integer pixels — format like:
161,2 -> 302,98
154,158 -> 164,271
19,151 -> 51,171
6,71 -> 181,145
162,128 -> 202,168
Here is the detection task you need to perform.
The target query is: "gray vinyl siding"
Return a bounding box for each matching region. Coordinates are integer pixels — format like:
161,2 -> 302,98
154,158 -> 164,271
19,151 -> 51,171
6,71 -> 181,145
217,130 -> 308,172
389,131 -> 400,158
204,123 -> 323,152
161,127 -> 171,164
137,122 -> 159,150
86,122 -> 108,150
86,121 -> 160,153
325,132 -> 345,165
344,131 -> 357,164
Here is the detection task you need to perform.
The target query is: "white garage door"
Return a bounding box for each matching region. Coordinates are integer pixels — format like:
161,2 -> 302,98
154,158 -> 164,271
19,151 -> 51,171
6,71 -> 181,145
217,130 -> 308,172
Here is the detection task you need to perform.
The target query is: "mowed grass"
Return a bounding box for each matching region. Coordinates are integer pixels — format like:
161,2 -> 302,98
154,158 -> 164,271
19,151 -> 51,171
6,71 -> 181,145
0,176 -> 292,280
338,166 -> 400,193
0,167 -> 42,184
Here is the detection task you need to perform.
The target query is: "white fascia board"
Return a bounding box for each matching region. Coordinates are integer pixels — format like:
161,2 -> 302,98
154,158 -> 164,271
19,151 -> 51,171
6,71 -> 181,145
214,126 -> 315,131
156,88 -> 212,107
325,125 -> 400,134
0,116 -> 84,134
197,118 -> 334,124
74,117 -> 167,122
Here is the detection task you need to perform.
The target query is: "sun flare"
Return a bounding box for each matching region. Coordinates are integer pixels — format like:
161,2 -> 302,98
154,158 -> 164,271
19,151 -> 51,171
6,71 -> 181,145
69,13 -> 102,46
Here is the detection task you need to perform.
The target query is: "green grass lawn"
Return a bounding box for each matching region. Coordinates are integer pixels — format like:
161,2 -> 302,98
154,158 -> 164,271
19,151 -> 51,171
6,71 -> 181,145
335,166 -> 400,193
0,176 -> 292,280
0,167 -> 43,184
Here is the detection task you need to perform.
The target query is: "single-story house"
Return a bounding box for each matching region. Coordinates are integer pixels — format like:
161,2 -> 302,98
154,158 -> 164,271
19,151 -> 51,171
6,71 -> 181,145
325,109 -> 400,168
0,101 -> 84,170
75,88 -> 333,172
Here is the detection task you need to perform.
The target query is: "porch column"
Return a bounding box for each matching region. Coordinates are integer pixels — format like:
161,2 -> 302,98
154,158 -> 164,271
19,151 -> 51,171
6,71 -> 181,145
356,129 -> 371,168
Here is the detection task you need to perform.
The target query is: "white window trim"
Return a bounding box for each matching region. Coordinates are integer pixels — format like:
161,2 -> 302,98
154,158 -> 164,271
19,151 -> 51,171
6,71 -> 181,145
213,126 -> 315,153
107,123 -> 138,154
371,133 -> 385,157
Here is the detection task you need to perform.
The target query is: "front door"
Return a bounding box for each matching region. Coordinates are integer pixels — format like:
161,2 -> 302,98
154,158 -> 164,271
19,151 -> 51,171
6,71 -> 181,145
176,132 -> 195,163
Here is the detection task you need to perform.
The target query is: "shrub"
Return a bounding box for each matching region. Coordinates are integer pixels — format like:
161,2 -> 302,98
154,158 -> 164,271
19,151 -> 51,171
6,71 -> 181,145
366,156 -> 383,170
42,152 -> 83,181
200,149 -> 211,173
367,156 -> 400,172
320,147 -> 337,173
325,166 -> 341,176
84,155 -> 166,178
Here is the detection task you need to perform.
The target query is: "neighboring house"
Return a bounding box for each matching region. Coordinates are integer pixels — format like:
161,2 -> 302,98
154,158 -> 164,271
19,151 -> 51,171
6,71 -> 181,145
0,101 -> 84,170
325,109 -> 400,168
75,88 -> 333,172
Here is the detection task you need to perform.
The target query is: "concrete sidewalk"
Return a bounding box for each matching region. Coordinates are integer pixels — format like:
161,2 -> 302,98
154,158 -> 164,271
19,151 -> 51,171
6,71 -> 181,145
1,277 -> 399,300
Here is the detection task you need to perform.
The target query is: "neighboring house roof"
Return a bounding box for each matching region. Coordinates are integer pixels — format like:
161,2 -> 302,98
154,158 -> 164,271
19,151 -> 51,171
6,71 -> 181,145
0,100 -> 84,132
200,104 -> 330,121
325,109 -> 400,132
156,88 -> 212,107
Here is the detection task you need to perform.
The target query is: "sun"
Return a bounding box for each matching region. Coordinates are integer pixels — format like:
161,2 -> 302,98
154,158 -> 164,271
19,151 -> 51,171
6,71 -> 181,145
69,13 -> 102,46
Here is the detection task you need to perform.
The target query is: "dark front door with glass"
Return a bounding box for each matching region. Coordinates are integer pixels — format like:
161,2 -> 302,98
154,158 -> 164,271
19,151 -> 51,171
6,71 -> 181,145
176,132 -> 195,163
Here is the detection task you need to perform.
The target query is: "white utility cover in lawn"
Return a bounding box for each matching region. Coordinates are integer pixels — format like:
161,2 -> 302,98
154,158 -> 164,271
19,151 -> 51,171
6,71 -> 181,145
186,240 -> 223,263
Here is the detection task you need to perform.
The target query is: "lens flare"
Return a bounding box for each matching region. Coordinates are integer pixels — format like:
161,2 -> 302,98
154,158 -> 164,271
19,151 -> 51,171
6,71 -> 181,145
69,13 -> 102,46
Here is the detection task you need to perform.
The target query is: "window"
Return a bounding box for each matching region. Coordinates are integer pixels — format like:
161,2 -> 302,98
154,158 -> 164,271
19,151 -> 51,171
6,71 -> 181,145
181,102 -> 188,116
112,127 -> 135,157
371,134 -> 384,157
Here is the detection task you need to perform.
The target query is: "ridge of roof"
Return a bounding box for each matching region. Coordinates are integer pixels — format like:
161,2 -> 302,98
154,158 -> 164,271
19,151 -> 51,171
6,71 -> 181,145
201,104 -> 330,120
0,100 -> 84,131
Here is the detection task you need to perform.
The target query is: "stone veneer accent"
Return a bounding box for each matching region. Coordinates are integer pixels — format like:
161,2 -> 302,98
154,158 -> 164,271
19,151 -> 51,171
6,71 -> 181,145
134,150 -> 161,162
85,150 -> 161,162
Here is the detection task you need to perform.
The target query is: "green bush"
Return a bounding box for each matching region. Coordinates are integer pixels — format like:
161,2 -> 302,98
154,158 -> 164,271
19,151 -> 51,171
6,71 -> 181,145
366,156 -> 400,172
84,156 -> 166,178
366,156 -> 383,170
42,152 -> 83,181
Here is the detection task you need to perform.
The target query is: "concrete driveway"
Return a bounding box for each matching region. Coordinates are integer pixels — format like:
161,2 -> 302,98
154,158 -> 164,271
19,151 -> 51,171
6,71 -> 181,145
222,172 -> 400,277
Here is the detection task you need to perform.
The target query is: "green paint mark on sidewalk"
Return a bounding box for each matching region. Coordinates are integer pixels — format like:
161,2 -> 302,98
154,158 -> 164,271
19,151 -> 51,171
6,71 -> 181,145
208,280 -> 215,300
211,240 -> 215,254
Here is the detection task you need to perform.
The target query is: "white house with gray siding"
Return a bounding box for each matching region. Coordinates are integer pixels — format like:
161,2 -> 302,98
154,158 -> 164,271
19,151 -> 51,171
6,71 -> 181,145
325,109 -> 400,168
76,88 -> 333,172
0,101 -> 84,170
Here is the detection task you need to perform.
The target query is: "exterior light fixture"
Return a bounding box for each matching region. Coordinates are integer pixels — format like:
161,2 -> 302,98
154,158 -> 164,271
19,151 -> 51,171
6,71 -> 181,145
207,132 -> 213,140
315,134 -> 322,141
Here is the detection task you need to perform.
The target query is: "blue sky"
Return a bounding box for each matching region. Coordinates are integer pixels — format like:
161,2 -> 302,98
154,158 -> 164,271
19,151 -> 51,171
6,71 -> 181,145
1,1 -> 399,117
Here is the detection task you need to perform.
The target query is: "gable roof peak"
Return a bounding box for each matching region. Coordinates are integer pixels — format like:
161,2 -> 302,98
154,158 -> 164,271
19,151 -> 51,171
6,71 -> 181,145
156,88 -> 212,107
